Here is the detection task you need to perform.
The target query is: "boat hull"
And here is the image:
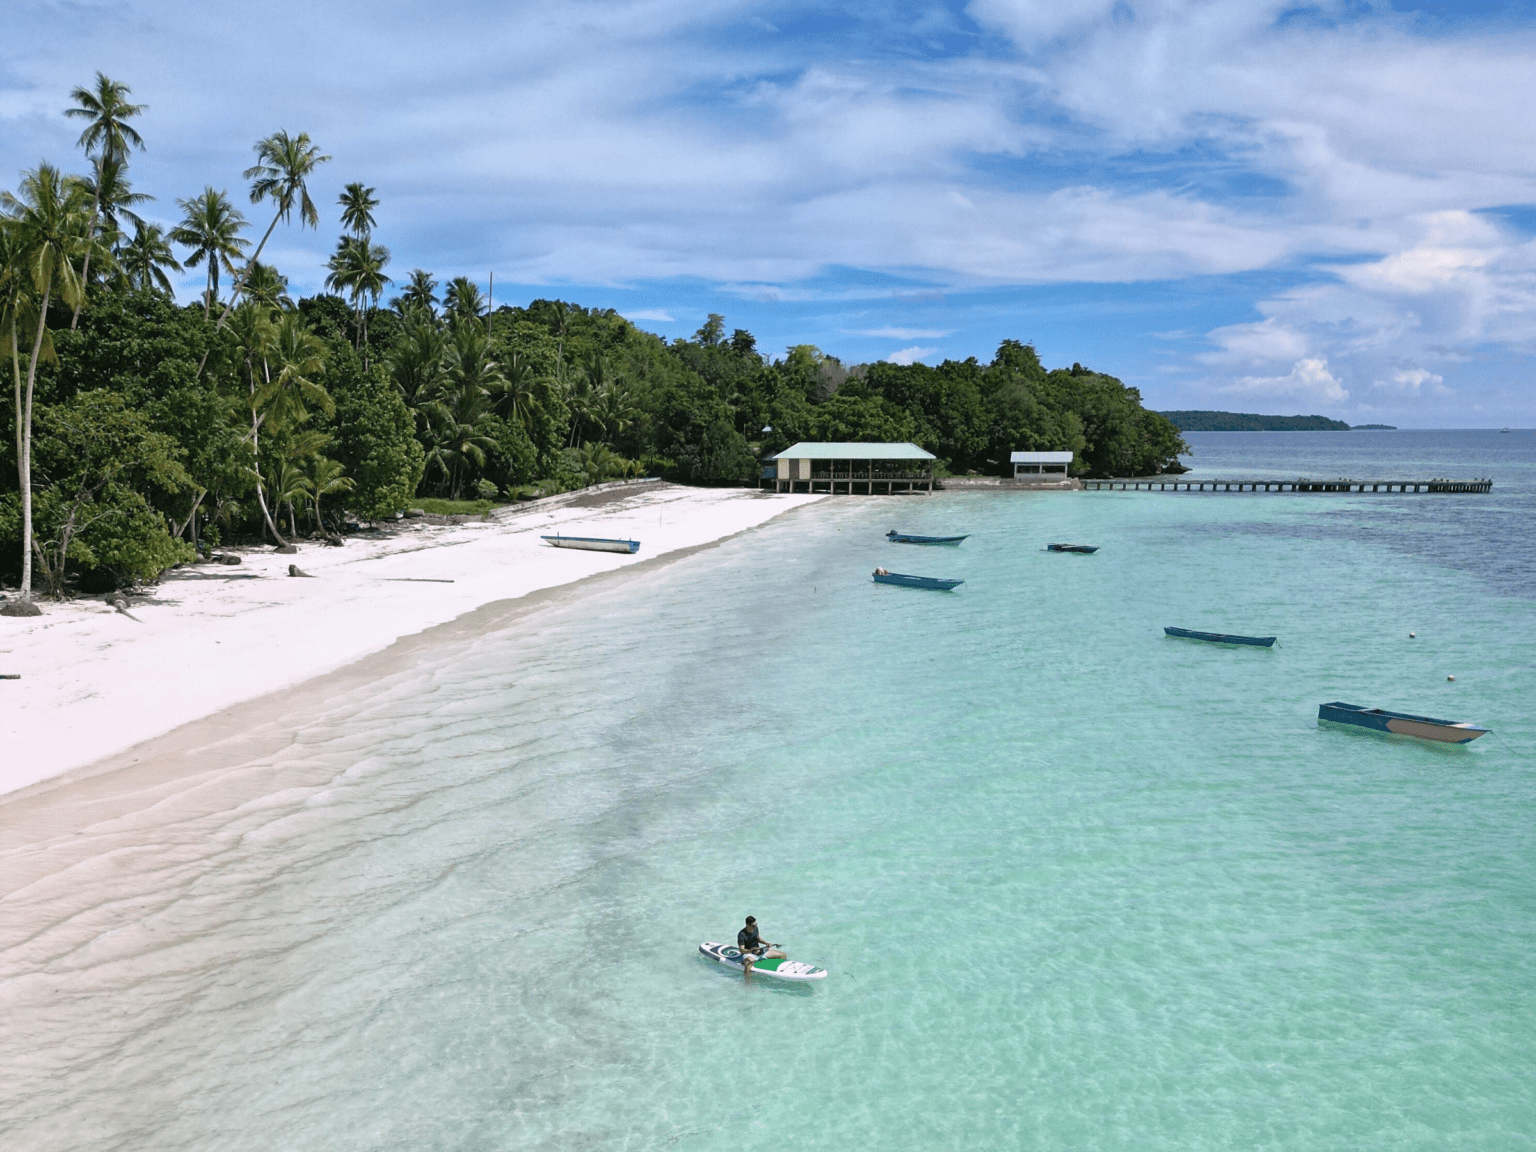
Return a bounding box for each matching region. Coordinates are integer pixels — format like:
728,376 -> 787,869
541,535 -> 640,554
1318,701 -> 1487,744
1165,627 -> 1276,647
1046,543 -> 1098,553
887,531 -> 968,545
872,571 -> 963,591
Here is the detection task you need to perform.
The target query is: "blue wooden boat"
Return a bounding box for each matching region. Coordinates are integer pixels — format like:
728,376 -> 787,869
541,534 -> 640,554
887,530 -> 968,546
871,568 -> 963,591
1318,701 -> 1487,744
1045,543 -> 1098,553
1164,626 -> 1276,648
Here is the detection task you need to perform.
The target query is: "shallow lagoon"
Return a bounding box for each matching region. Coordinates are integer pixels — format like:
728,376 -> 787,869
2,432 -> 1532,1150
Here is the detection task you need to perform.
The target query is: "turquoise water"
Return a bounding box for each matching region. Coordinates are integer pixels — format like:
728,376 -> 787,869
3,433 -> 1534,1149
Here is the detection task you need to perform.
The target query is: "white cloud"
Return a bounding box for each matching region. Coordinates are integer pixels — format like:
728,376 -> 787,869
622,309 -> 675,322
1372,368 -> 1449,396
850,326 -> 954,339
886,345 -> 938,365
1223,357 -> 1348,404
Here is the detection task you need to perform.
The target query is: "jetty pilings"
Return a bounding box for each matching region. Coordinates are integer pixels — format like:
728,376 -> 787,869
1079,477 -> 1492,494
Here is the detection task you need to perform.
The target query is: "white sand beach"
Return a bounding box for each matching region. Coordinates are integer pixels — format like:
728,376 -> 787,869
0,483 -> 820,801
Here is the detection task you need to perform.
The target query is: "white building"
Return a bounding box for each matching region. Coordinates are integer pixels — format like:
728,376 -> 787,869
1010,451 -> 1073,478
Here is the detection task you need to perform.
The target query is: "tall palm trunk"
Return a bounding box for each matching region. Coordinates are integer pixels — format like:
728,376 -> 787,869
196,209 -> 284,379
17,286 -> 51,599
70,163 -> 102,330
247,365 -> 287,545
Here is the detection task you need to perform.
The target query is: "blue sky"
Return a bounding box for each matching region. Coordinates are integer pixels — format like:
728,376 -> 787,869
5,0 -> 1536,424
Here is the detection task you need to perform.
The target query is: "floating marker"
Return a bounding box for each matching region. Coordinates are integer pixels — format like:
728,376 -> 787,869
1409,632 -> 1416,638
1447,675 -> 1455,681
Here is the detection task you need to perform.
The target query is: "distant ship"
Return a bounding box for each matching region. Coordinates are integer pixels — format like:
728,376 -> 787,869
1500,427 -> 1512,433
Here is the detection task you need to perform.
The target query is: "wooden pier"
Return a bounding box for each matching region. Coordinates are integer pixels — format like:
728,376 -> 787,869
1081,477 -> 1492,494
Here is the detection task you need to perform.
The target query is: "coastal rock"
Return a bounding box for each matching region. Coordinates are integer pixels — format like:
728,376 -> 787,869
212,553 -> 242,565
274,544 -> 298,555
0,598 -> 43,617
287,564 -> 315,578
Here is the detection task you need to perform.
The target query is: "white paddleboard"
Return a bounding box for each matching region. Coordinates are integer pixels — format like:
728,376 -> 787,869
698,941 -> 827,981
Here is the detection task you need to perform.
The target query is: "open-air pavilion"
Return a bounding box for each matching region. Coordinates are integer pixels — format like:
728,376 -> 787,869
765,442 -> 937,494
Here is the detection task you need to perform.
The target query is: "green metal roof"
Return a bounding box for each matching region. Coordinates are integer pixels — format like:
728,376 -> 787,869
770,441 -> 936,461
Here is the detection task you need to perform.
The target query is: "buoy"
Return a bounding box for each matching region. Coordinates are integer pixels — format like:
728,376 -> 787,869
1447,675 -> 1455,682
1409,632 -> 1416,639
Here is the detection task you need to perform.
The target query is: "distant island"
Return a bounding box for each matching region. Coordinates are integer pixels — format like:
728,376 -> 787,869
1350,423 -> 1397,430
1158,410 -> 1351,432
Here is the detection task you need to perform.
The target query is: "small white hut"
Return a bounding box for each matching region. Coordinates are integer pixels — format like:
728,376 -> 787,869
1010,451 -> 1073,478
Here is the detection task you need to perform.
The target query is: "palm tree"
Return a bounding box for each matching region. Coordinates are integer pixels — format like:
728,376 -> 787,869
386,310 -> 447,430
79,155 -> 151,260
0,165 -> 92,601
65,72 -> 146,328
208,130 -> 330,337
394,268 -> 437,316
171,188 -> 248,315
325,234 -> 391,355
443,276 -> 485,323
243,262 -> 292,312
270,458 -> 310,539
257,312 -> 332,431
442,318 -> 505,399
303,455 -> 354,535
338,182 -> 378,237
420,381 -> 497,499
119,222 -> 182,294
227,301 -> 283,541
491,346 -> 543,427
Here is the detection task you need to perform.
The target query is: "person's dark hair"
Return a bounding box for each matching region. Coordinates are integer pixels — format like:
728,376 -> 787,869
745,916 -> 755,925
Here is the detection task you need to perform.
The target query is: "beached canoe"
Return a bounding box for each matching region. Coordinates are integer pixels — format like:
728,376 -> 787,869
541,535 -> 640,554
1046,543 -> 1098,553
1318,701 -> 1488,744
872,569 -> 963,591
887,530 -> 969,545
1165,627 -> 1276,648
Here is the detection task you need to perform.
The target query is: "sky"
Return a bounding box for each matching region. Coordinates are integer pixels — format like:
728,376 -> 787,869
5,0 -> 1536,425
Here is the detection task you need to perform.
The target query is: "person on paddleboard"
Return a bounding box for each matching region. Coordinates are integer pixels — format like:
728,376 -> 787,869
737,916 -> 785,974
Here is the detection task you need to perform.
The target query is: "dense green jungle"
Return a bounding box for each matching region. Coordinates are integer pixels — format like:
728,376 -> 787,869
1,74 -> 1186,597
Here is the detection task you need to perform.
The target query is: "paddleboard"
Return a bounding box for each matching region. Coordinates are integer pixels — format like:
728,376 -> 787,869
698,941 -> 828,981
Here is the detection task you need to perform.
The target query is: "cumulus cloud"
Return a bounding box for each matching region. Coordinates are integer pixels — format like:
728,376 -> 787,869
1223,357 -> 1348,404
886,345 -> 938,365
1373,368 -> 1449,396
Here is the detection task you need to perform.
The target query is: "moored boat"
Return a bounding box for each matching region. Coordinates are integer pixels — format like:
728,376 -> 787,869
1165,626 -> 1276,648
887,530 -> 969,545
872,568 -> 963,591
1046,543 -> 1098,554
1318,701 -> 1488,744
541,535 -> 640,554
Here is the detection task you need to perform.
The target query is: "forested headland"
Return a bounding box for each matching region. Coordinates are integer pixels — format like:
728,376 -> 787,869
2,73 -> 1186,601
1159,410 -> 1352,432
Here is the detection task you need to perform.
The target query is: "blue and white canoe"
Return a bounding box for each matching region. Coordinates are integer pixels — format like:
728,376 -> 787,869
1318,701 -> 1488,744
541,534 -> 640,554
887,530 -> 969,546
1045,543 -> 1098,554
1165,627 -> 1276,648
872,569 -> 963,591
699,942 -> 828,981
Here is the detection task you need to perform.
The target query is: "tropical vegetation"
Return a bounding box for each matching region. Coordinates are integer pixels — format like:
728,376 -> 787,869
1,73 -> 1187,603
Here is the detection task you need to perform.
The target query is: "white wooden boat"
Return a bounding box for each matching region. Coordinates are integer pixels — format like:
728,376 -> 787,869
541,535 -> 640,554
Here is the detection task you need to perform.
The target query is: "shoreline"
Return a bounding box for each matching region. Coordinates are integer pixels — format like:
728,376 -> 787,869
0,485 -> 821,807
